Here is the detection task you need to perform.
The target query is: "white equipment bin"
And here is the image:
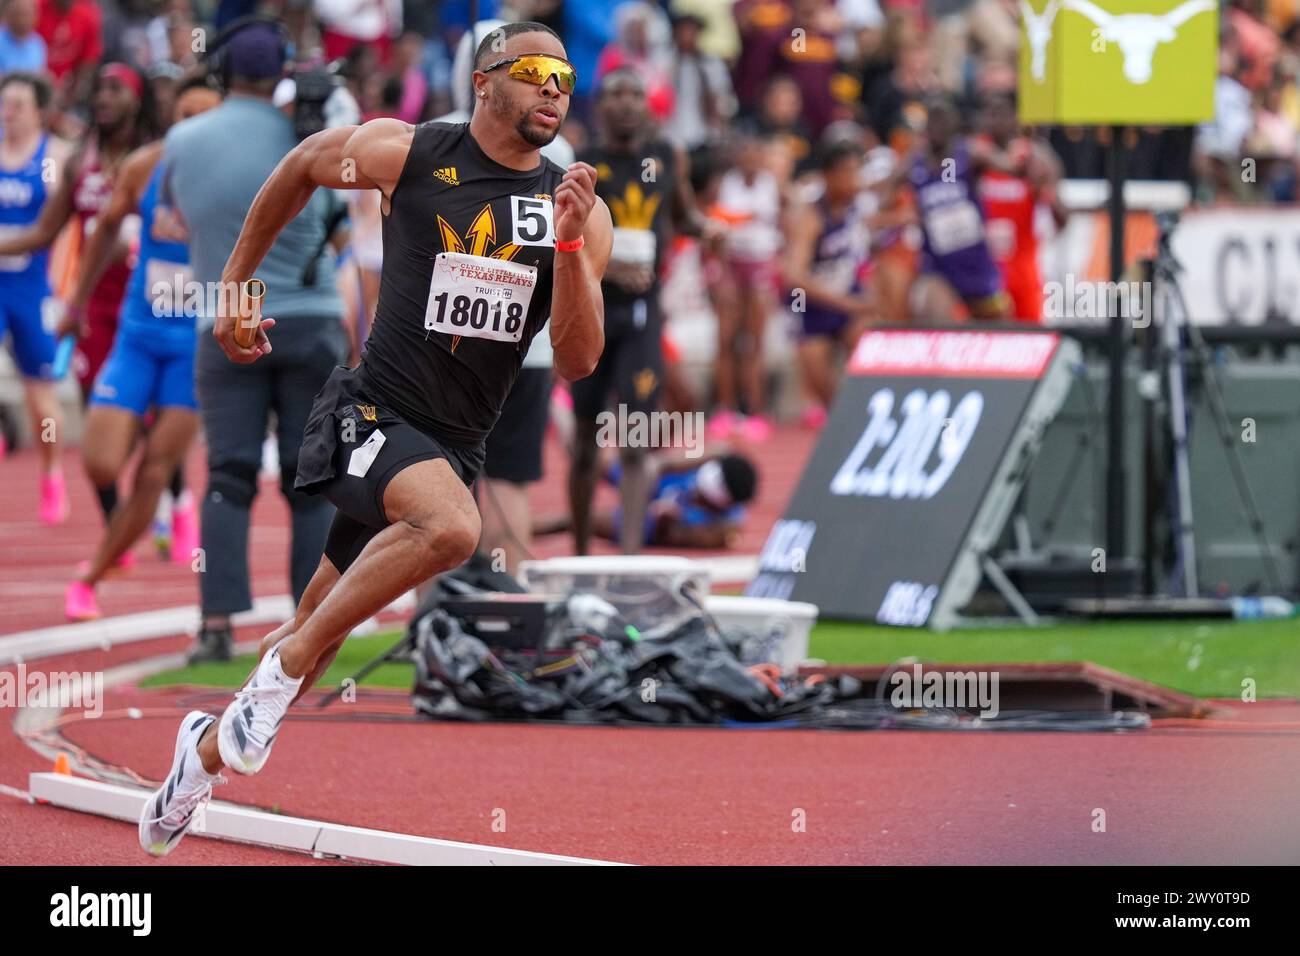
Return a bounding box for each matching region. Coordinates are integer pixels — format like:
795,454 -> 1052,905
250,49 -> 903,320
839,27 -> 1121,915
518,556 -> 710,634
704,595 -> 818,674
518,555 -> 818,673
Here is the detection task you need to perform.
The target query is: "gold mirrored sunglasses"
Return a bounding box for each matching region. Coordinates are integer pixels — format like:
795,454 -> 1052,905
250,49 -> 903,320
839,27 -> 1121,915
481,54 -> 577,95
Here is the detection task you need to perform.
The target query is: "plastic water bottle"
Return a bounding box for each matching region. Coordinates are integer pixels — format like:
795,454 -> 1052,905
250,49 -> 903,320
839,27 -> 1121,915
1230,596 -> 1296,620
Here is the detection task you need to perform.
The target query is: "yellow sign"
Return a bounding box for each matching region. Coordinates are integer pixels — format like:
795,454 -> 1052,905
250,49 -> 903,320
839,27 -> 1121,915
1018,0 -> 1218,125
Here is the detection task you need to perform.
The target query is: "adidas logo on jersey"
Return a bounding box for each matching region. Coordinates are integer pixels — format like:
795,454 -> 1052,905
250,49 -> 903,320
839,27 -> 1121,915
433,167 -> 460,186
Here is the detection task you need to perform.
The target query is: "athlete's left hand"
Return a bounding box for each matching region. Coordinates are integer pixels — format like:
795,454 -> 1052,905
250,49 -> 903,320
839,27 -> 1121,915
554,162 -> 598,243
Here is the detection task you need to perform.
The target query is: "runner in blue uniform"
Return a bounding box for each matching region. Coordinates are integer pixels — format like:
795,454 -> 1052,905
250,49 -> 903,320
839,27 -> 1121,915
63,75 -> 221,621
0,72 -> 71,524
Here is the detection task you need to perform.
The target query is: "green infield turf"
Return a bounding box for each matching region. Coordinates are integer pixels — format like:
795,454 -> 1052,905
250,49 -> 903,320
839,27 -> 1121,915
140,616 -> 1298,699
140,633 -> 411,694
808,617 -> 1299,698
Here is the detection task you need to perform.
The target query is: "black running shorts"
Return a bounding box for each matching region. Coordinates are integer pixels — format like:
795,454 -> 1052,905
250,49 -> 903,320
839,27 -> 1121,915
296,365 -> 484,571
569,297 -> 664,420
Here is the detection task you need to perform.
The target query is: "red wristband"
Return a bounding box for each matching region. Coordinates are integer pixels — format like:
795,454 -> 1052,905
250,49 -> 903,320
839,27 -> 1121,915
555,235 -> 585,252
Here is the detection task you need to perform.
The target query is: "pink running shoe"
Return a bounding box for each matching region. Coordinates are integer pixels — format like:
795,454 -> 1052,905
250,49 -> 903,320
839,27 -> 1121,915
39,472 -> 69,526
170,496 -> 198,567
707,409 -> 740,441
739,414 -> 774,443
65,580 -> 101,621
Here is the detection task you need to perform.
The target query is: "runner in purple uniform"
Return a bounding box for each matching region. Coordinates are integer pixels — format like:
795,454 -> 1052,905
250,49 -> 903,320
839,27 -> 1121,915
881,97 -> 1022,322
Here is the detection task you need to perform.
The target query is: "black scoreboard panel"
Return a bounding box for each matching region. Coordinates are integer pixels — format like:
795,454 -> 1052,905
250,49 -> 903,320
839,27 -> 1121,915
747,330 -> 1078,628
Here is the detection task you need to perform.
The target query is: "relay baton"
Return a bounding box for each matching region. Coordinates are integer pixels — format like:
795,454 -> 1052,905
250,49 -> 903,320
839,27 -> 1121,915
52,334 -> 76,379
235,278 -> 266,349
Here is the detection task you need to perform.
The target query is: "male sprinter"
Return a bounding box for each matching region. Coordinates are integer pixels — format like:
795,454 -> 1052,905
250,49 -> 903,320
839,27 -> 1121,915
876,96 -> 1019,322
976,91 -> 1066,323
139,21 -> 610,856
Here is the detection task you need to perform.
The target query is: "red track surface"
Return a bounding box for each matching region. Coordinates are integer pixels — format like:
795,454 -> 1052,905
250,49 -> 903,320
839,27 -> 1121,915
5,683 -> 1298,865
3,428 -> 1299,865
1,427 -> 813,634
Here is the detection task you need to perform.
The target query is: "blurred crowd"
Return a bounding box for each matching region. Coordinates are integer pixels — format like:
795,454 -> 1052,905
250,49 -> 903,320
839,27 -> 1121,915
1,1 -> 1296,325
6,2 -> 1298,189
5,0 -> 1300,624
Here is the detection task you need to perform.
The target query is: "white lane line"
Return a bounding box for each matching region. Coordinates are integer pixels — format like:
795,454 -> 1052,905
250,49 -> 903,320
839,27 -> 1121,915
0,782 -> 32,801
0,555 -> 759,665
0,596 -> 290,666
0,593 -> 418,665
29,773 -> 626,866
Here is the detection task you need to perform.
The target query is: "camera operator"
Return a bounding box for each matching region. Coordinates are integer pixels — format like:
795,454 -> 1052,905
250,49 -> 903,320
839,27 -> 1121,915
161,17 -> 350,661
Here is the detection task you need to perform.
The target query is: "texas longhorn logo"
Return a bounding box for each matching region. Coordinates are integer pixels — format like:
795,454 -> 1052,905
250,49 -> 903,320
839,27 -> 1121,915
1020,0 -> 1061,82
1021,0 -> 1217,85
437,203 -> 522,352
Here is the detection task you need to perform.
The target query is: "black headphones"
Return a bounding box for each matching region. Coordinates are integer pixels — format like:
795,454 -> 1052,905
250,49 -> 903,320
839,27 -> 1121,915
206,15 -> 293,91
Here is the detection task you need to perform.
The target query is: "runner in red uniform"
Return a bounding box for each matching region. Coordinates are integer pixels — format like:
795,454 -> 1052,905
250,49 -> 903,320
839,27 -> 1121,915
976,92 -> 1066,324
68,136 -> 134,392
0,62 -> 150,395
67,65 -> 149,393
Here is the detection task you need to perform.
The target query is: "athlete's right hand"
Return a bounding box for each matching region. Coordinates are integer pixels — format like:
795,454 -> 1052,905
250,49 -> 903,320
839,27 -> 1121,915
213,285 -> 274,363
52,301 -> 87,340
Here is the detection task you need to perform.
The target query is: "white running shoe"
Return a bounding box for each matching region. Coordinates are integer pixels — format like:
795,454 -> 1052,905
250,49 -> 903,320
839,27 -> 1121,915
217,640 -> 302,775
139,710 -> 224,857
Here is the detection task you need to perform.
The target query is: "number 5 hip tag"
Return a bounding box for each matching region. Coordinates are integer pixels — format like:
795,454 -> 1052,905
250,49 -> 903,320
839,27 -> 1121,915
511,195 -> 554,247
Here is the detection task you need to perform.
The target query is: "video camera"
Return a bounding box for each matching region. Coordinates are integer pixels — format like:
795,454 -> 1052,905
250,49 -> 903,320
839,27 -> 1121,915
287,60 -> 350,141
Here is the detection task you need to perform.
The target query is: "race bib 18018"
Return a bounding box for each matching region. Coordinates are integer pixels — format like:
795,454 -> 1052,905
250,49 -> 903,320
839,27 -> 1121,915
424,251 -> 537,343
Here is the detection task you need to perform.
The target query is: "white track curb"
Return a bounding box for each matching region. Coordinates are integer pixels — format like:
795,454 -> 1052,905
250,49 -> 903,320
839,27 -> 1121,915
28,772 -> 625,866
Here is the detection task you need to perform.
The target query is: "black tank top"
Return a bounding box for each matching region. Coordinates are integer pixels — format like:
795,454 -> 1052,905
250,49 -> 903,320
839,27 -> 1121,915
579,137 -> 677,307
358,122 -> 566,446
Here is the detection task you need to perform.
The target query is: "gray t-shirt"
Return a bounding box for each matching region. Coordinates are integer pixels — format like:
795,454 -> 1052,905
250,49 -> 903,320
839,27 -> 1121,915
162,95 -> 343,327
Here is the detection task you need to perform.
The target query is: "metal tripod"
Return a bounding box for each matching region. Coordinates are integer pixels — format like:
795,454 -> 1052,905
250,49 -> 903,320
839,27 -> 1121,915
1148,212 -> 1281,596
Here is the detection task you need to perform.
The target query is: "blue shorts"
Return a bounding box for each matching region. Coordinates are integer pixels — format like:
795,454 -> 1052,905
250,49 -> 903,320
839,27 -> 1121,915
90,323 -> 198,415
0,274 -> 56,380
